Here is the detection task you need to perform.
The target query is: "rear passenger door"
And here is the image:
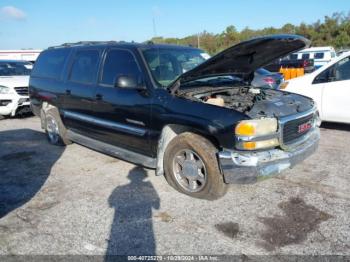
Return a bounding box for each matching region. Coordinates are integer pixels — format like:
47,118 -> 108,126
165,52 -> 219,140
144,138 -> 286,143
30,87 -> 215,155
92,48 -> 152,155
61,49 -> 101,135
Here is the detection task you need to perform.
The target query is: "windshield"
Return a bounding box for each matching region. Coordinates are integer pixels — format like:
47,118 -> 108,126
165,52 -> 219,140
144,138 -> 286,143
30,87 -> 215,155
0,61 -> 33,76
142,47 -> 209,87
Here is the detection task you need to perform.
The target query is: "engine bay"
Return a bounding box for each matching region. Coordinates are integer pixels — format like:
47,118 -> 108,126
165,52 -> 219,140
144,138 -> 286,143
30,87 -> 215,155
178,86 -> 315,118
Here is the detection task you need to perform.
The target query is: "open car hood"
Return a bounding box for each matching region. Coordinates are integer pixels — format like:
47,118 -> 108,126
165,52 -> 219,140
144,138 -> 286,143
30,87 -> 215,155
175,35 -> 310,86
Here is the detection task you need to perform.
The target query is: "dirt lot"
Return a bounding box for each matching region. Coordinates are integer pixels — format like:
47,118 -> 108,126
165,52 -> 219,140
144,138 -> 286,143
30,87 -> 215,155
0,116 -> 349,256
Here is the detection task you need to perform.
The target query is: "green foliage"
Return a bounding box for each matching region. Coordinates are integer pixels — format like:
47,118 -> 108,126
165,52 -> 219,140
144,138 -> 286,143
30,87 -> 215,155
149,12 -> 350,55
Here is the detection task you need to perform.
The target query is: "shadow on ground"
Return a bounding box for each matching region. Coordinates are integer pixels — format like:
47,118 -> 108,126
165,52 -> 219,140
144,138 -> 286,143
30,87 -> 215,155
321,122 -> 350,131
0,129 -> 64,218
106,167 -> 160,258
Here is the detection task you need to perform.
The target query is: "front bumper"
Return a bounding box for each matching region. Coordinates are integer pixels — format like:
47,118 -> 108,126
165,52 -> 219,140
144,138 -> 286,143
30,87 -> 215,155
0,94 -> 30,116
218,128 -> 320,184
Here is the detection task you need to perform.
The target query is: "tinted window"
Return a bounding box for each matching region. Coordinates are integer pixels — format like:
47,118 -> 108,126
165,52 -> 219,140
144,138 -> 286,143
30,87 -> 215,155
335,57 -> 350,81
69,50 -> 100,84
314,52 -> 324,59
32,49 -> 70,79
302,53 -> 310,59
101,49 -> 141,86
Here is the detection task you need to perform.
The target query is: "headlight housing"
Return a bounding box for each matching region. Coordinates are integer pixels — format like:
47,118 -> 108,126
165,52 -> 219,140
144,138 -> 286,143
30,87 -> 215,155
235,118 -> 278,137
235,118 -> 279,150
0,85 -> 12,94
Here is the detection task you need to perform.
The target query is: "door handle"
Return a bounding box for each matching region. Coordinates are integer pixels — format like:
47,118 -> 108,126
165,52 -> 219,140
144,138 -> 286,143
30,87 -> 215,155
65,89 -> 71,95
96,94 -> 103,100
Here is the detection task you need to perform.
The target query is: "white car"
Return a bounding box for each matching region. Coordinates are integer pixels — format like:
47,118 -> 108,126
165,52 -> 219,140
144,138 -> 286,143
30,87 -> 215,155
283,51 -> 350,124
0,60 -> 32,117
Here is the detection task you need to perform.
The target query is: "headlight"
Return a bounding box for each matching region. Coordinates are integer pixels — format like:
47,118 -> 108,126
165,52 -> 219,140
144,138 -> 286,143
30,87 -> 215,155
235,118 -> 279,150
0,85 -> 12,94
235,118 -> 278,137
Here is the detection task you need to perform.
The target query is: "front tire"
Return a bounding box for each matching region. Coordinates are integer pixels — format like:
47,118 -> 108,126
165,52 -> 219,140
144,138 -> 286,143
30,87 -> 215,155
164,132 -> 228,200
45,109 -> 71,146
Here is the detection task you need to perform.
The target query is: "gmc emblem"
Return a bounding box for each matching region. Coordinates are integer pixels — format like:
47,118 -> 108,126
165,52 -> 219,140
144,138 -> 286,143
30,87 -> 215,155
298,122 -> 312,133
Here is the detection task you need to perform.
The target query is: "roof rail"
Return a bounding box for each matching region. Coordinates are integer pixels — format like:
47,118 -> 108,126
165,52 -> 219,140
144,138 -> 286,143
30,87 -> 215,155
48,41 -> 118,49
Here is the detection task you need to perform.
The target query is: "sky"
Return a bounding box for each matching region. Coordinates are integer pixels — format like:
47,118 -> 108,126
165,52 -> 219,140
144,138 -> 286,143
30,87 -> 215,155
0,0 -> 349,49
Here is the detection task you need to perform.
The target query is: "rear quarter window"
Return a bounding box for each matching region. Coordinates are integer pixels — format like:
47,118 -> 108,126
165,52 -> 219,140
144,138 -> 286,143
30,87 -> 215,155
31,49 -> 70,79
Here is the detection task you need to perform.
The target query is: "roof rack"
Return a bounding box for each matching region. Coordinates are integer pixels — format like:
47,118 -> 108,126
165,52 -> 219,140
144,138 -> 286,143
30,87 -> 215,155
48,41 -> 118,49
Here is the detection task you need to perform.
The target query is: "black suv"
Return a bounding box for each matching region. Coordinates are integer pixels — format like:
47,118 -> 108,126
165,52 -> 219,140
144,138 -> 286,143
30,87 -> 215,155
29,35 -> 320,200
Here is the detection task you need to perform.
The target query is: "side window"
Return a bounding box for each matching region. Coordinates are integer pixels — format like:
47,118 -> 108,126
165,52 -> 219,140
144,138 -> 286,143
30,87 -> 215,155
100,49 -> 142,86
69,50 -> 100,84
314,52 -> 324,59
313,67 -> 333,84
289,54 -> 298,60
32,49 -> 70,79
313,57 -> 350,84
335,57 -> 350,81
302,53 -> 310,60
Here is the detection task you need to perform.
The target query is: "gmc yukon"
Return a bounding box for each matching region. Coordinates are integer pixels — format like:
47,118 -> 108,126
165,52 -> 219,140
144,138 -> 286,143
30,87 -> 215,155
29,35 -> 320,200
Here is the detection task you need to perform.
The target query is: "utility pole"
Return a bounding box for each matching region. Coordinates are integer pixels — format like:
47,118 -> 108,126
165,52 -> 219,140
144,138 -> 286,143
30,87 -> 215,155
197,33 -> 200,48
152,17 -> 157,38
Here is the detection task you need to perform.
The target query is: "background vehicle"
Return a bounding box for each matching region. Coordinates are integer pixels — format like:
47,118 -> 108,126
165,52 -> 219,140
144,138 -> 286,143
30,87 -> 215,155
0,60 -> 32,117
30,35 -> 319,200
0,50 -> 42,64
251,68 -> 284,89
292,46 -> 336,69
283,51 -> 350,124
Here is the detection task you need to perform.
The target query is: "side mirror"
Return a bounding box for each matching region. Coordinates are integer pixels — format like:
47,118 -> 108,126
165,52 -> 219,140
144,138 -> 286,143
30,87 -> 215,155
114,75 -> 146,90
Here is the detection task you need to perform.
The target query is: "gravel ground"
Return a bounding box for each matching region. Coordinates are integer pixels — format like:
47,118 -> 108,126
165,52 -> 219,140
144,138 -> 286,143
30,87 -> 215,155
0,116 -> 349,257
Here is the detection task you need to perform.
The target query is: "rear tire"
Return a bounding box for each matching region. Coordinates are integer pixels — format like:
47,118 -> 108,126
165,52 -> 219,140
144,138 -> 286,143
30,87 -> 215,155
164,132 -> 228,200
45,108 -> 71,146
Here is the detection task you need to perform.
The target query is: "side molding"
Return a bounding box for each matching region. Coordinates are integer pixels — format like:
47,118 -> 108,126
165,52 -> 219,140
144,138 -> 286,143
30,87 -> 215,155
66,130 -> 156,168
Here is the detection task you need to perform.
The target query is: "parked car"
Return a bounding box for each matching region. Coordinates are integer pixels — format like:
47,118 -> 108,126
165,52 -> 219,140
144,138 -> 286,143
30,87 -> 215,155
283,51 -> 350,125
0,60 -> 32,117
29,35 -> 320,200
251,68 -> 284,89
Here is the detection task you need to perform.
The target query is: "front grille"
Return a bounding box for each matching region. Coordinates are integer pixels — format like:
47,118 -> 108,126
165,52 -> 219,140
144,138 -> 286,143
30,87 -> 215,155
14,86 -> 29,96
282,113 -> 314,144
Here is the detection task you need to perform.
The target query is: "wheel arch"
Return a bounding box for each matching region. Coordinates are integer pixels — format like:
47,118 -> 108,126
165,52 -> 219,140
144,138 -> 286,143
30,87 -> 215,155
155,124 -> 220,176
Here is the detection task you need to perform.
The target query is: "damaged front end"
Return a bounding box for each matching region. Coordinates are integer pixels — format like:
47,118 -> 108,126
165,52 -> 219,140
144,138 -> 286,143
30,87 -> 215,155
177,85 -> 319,183
168,35 -> 320,183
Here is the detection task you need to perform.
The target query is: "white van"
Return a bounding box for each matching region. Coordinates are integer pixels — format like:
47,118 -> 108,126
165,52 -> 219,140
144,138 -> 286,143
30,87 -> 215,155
289,46 -> 336,69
